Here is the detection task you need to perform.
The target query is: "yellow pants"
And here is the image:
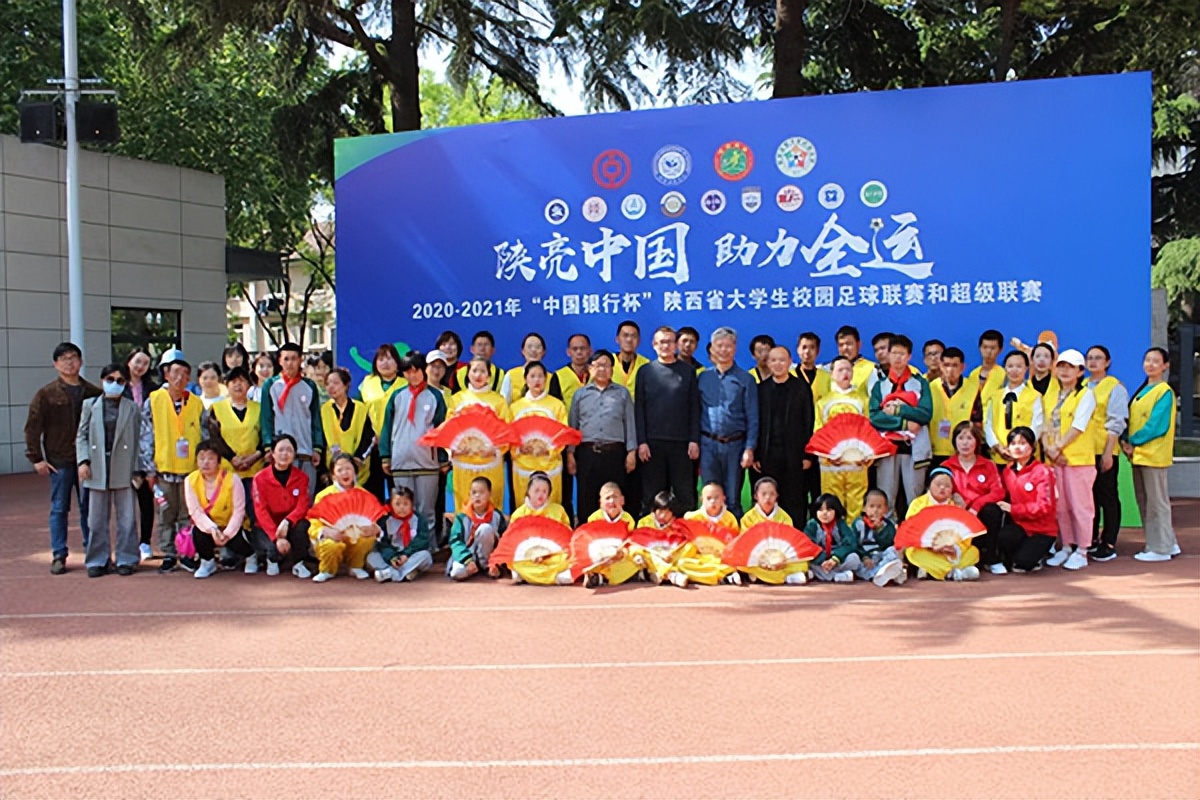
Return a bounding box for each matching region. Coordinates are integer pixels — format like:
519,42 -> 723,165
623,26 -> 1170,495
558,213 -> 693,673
741,561 -> 809,585
512,551 -> 573,585
452,458 -> 506,512
820,463 -> 868,521
512,455 -> 564,506
589,550 -> 644,586
904,544 -> 979,581
672,543 -> 735,585
313,535 -> 376,575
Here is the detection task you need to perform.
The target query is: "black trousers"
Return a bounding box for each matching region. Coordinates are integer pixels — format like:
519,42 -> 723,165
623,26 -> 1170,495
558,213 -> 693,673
996,524 -> 1054,571
753,458 -> 807,527
575,445 -> 628,523
560,452 -> 576,523
974,503 -> 1005,566
135,480 -> 154,546
1092,455 -> 1121,547
195,527 -> 257,562
640,440 -> 696,514
251,520 -> 311,566
804,460 -> 821,519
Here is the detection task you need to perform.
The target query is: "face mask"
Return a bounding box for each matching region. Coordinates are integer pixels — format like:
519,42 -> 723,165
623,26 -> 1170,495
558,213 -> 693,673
103,380 -> 124,397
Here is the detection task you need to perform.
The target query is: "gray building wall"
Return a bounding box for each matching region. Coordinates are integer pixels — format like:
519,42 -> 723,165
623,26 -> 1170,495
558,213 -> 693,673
0,134 -> 227,474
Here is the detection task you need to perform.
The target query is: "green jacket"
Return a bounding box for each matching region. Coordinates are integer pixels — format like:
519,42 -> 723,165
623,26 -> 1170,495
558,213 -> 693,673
803,518 -> 858,563
376,514 -> 430,561
852,516 -> 896,556
448,508 -> 507,565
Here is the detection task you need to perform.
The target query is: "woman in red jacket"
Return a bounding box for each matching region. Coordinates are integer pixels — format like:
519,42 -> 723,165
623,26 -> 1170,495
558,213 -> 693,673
995,426 -> 1058,573
944,421 -> 1006,573
251,435 -> 314,578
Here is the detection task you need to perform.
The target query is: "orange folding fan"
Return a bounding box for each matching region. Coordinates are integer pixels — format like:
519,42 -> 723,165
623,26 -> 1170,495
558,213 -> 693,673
488,516 -> 574,569
679,517 -> 736,557
806,414 -> 897,463
722,521 -> 821,570
569,520 -> 633,579
510,415 -> 583,457
306,489 -> 388,542
629,523 -> 689,553
894,506 -> 986,550
417,404 -> 517,455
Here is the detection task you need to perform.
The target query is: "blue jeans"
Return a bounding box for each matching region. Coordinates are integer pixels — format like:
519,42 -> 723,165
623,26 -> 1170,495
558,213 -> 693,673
700,437 -> 746,518
49,465 -> 90,559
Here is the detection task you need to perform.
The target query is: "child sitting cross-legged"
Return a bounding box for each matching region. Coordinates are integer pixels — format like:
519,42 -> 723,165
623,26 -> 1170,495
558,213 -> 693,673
587,482 -> 635,530
509,471 -> 571,526
368,486 -> 435,583
852,489 -> 905,587
446,476 -> 507,580
684,482 -> 740,537
804,493 -> 860,583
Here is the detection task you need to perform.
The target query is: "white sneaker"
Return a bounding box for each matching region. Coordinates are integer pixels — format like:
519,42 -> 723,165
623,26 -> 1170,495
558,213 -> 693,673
667,571 -> 688,587
139,543 -> 153,563
266,560 -> 281,576
784,571 -> 807,585
872,559 -> 905,587
1169,544 -> 1182,557
833,571 -> 854,583
989,563 -> 1008,575
244,557 -> 259,575
511,571 -> 524,584
374,567 -> 394,583
916,568 -> 929,579
1133,551 -> 1171,562
1063,551 -> 1088,570
312,571 -> 335,582
1046,548 -> 1072,568
292,562 -> 312,579
724,572 -> 742,586
554,570 -> 574,586
349,568 -> 370,580
194,559 -> 218,579
952,566 -> 980,581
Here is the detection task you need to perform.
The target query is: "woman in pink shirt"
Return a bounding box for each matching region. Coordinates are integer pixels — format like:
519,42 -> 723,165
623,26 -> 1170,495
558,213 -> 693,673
943,421 -> 1006,573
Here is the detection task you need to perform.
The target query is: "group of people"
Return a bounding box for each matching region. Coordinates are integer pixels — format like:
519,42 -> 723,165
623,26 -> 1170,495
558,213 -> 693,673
22,319 -> 1181,585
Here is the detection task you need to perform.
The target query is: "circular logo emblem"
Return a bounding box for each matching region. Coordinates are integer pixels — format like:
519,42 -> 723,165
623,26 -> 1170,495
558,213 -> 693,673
775,136 -> 817,178
1024,482 -> 1034,492
582,196 -> 608,223
592,149 -> 631,190
653,145 -> 692,186
660,191 -> 686,218
818,182 -> 845,210
621,193 -> 647,220
978,474 -> 986,483
776,185 -> 804,212
700,189 -> 726,215
714,141 -> 754,181
860,180 -> 888,208
544,198 -> 570,225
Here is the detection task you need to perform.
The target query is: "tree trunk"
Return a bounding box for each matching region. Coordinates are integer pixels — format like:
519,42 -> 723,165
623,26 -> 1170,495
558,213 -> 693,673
389,0 -> 422,130
772,0 -> 808,98
996,0 -> 1018,81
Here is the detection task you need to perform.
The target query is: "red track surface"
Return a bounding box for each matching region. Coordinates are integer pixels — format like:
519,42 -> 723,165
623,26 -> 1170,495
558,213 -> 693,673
2,472 -> 1197,799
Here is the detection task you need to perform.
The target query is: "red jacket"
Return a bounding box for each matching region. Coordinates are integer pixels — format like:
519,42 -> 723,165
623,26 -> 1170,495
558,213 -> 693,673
945,455 -> 1005,512
252,468 -> 310,539
1002,460 -> 1057,536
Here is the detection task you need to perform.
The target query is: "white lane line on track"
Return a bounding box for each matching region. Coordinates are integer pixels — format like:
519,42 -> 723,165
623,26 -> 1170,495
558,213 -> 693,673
1,591 -> 1195,621
2,742 -> 1195,776
4,648 -> 1195,679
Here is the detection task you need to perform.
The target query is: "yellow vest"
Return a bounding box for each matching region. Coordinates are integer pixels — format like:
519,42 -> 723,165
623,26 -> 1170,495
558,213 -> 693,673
612,354 -> 649,400
450,388 -> 511,422
151,389 -> 203,475
358,374 -> 406,435
1088,376 -> 1120,455
970,364 -> 1007,412
817,385 -> 868,428
851,358 -> 876,394
986,383 -> 1038,464
210,400 -> 262,479
553,365 -> 590,411
587,509 -> 636,531
507,364 -> 529,401
929,376 -> 980,457
512,393 -> 568,424
797,367 -> 831,407
320,399 -> 371,486
186,467 -> 237,529
1129,382 -> 1174,468
1044,382 -> 1095,467
510,502 -> 571,526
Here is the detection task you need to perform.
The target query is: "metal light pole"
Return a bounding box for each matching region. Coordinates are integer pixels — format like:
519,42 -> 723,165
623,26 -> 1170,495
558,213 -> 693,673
63,0 -> 85,360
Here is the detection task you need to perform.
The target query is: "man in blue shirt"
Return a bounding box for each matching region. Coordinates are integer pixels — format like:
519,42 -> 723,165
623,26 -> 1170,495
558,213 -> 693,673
698,327 -> 759,518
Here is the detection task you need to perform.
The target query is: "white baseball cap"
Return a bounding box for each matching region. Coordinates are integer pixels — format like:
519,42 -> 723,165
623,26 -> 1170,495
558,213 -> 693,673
426,349 -> 450,366
158,347 -> 188,368
1056,349 -> 1085,368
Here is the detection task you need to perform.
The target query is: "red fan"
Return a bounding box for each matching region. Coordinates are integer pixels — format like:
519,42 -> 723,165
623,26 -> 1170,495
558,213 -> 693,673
806,414 -> 897,463
679,517 -> 736,557
629,523 -> 690,553
510,415 -> 583,458
723,521 -> 821,570
488,516 -> 573,569
894,506 -> 986,551
569,520 -> 632,579
417,404 -> 517,455
307,489 -> 388,542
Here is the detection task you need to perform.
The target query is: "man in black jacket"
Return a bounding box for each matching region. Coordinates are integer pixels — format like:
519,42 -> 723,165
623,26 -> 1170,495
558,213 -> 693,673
753,346 -> 815,525
634,326 -> 700,514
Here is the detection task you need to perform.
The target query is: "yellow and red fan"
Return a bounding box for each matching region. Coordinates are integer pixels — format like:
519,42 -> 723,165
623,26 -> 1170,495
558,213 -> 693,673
569,520 -> 633,580
679,517 -> 736,557
488,516 -> 574,569
307,489 -> 388,542
510,415 -> 582,458
723,521 -> 822,570
629,523 -> 690,554
806,414 -> 897,464
417,404 -> 517,455
894,506 -> 986,551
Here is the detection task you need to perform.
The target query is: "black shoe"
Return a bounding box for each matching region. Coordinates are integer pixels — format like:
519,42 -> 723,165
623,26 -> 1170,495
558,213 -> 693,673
159,557 -> 178,573
1092,544 -> 1118,562
87,565 -> 108,578
116,564 -> 135,576
50,557 -> 67,575
178,556 -> 199,573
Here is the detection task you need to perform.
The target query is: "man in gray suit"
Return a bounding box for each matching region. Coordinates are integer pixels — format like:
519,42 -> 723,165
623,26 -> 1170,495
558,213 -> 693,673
77,363 -> 142,577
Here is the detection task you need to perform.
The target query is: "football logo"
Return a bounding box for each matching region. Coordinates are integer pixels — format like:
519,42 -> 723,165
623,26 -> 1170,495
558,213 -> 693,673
714,141 -> 754,181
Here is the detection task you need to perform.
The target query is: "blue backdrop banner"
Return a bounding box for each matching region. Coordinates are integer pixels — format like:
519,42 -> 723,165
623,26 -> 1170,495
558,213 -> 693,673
335,73 -> 1150,384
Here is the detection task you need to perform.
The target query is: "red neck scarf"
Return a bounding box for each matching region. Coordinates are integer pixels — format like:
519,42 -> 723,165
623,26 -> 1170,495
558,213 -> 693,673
465,502 -> 495,545
407,381 -> 425,423
392,513 -> 414,546
888,367 -> 909,387
821,519 -> 837,557
276,374 -> 302,410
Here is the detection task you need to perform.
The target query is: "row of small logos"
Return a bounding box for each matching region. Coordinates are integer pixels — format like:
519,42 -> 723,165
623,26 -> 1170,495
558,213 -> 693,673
592,138 -> 819,190
545,180 -> 890,225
